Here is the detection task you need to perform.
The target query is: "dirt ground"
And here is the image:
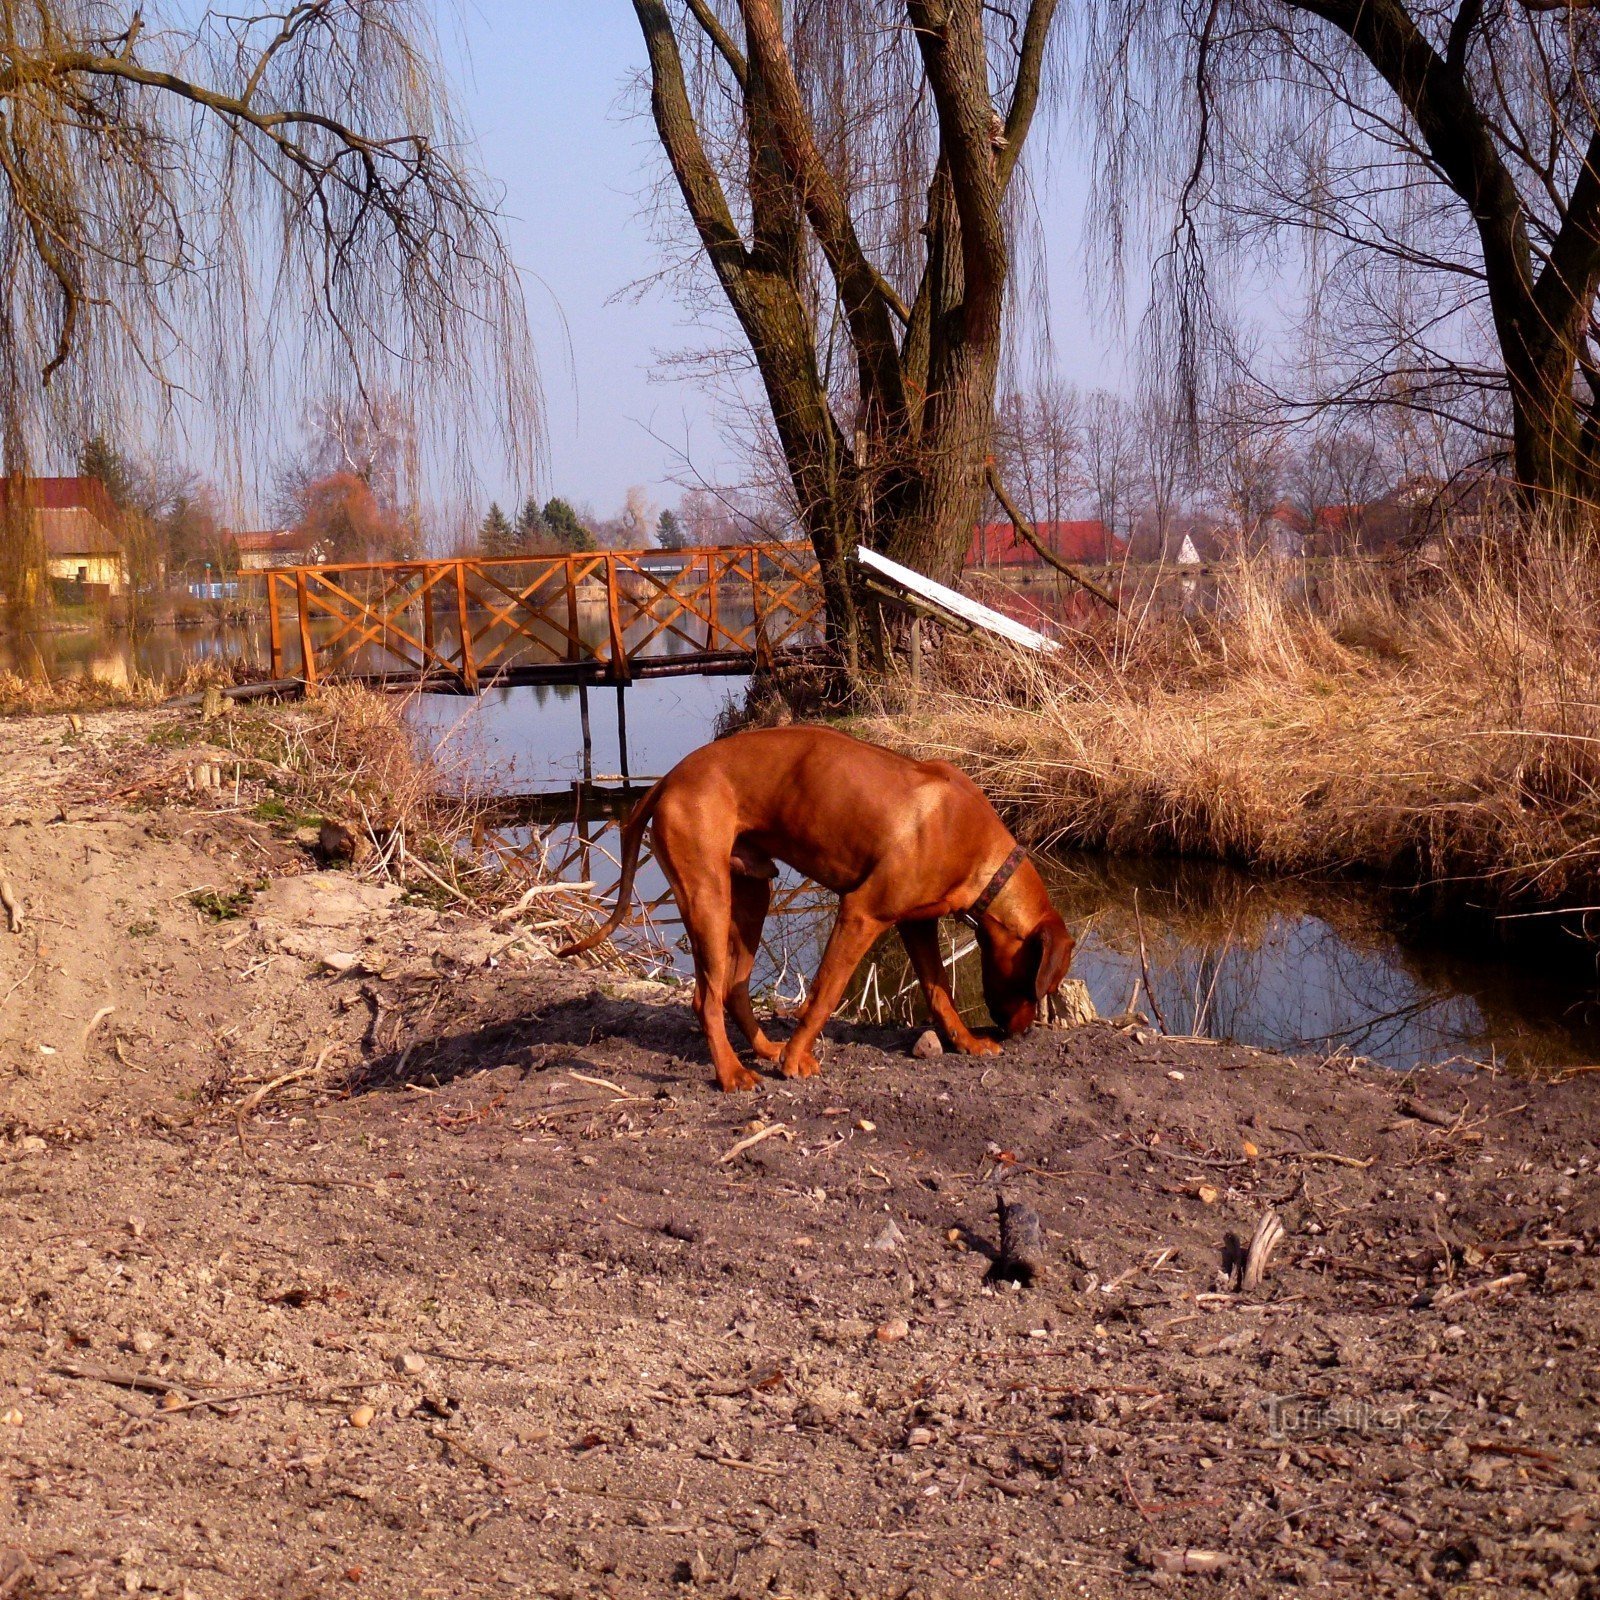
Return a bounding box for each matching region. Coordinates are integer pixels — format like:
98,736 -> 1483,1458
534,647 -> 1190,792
2,705 -> 1599,1599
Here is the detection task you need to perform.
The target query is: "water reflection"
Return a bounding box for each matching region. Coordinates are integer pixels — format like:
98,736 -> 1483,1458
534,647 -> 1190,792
487,793 -> 1600,1074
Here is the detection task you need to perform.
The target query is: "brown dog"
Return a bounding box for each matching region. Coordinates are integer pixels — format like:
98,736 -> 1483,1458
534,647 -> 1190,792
557,726 -> 1074,1091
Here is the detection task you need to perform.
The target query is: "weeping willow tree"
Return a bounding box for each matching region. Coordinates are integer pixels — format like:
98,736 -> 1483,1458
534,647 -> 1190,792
0,1 -> 538,602
633,0 -> 1061,655
1082,0 -> 1600,517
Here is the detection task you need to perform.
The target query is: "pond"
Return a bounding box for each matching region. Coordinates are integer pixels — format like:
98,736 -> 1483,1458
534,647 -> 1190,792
10,619 -> 1596,1072
412,678 -> 1600,1076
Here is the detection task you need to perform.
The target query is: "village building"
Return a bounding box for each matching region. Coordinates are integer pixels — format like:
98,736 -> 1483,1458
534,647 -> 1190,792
965,518 -> 1124,568
228,528 -> 313,572
0,476 -> 129,602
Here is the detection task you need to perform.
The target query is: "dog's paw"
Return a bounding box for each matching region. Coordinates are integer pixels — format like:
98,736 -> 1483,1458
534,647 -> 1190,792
959,1036 -> 1004,1057
717,1065 -> 763,1092
779,1048 -> 822,1079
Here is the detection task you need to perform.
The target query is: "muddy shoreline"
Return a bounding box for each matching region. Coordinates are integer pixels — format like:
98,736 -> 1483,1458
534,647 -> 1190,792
2,706 -> 1598,1597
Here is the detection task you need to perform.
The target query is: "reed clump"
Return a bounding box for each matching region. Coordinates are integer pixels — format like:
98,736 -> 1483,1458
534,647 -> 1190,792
0,656 -> 252,716
862,522 -> 1600,924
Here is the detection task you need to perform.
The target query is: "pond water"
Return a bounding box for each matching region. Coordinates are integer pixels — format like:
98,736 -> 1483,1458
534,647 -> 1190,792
412,678 -> 1600,1076
9,620 -> 1597,1072
0,620 -> 266,687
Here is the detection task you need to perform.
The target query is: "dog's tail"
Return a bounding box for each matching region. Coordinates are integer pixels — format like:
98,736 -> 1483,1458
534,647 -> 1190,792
555,779 -> 666,958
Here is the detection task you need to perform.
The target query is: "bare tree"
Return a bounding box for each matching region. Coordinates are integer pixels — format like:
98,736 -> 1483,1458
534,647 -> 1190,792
1205,390 -> 1289,555
632,0 -> 1062,659
0,2 -> 537,601
1082,388 -> 1138,543
1132,391 -> 1191,561
1085,0 -> 1600,516
992,380 -> 1083,527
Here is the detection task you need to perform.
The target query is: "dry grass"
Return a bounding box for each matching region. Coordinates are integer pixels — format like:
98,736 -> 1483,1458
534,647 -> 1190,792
224,686 -> 615,950
860,523 -> 1600,925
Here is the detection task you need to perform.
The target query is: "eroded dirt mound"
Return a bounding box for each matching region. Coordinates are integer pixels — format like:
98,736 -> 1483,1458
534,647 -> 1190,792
1,709 -> 1598,1599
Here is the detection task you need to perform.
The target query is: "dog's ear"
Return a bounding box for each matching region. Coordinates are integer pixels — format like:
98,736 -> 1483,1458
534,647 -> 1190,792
1032,919 -> 1075,1001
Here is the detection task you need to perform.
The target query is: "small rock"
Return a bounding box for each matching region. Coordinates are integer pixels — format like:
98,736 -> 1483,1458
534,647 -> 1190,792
319,950 -> 363,976
394,1352 -> 427,1377
868,1218 -> 907,1252
1196,1184 -> 1220,1205
348,1405 -> 376,1429
875,1317 -> 910,1343
911,1030 -> 943,1060
906,1427 -> 934,1447
856,1118 -> 876,1133
129,1330 -> 159,1355
19,1136 -> 46,1153
0,1408 -> 23,1426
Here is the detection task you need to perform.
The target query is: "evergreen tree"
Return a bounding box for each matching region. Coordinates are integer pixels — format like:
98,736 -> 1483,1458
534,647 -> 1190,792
78,434 -> 137,507
542,497 -> 594,552
656,508 -> 687,550
514,495 -> 548,551
478,502 -> 515,557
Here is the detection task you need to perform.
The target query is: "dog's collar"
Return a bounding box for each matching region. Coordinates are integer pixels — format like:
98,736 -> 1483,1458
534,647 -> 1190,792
959,843 -> 1027,927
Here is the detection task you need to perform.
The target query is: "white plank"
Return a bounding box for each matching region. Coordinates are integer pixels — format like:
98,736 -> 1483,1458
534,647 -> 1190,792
854,545 -> 1061,653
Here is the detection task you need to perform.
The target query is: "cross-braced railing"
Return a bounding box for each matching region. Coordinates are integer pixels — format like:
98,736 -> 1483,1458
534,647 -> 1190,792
264,545 -> 826,690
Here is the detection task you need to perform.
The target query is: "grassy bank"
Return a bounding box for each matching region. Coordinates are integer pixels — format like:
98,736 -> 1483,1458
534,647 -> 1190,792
860,527 -> 1600,931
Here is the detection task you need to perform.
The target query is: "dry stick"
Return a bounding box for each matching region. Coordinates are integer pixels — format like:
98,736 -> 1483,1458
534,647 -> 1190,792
237,1045 -> 334,1115
1433,1271 -> 1529,1311
984,465 -> 1121,610
718,1121 -> 792,1164
1132,890 -> 1171,1035
1240,1210 -> 1286,1294
0,878 -> 23,933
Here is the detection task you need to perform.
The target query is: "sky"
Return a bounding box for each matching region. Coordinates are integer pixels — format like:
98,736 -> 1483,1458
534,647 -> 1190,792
446,3 -> 1125,519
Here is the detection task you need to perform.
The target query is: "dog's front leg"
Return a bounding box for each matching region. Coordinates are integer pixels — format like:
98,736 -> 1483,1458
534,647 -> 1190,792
898,918 -> 1002,1056
780,899 -> 886,1080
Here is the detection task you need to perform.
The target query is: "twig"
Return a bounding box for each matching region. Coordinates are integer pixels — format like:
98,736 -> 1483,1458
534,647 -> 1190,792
1294,1151 -> 1374,1169
237,1046 -> 332,1115
567,1070 -> 630,1097
1432,1271 -> 1528,1310
694,1450 -> 788,1476
1132,890 -> 1170,1035
0,878 -> 24,933
719,1122 -> 793,1163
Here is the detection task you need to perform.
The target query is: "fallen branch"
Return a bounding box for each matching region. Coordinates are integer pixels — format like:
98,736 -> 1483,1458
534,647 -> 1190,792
0,878 -> 23,934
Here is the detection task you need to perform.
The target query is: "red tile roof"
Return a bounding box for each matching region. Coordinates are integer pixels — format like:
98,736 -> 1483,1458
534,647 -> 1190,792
0,475 -> 119,529
229,528 -> 304,555
967,519 -> 1124,567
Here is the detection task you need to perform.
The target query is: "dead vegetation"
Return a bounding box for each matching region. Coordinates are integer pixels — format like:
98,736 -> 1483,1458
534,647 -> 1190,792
0,655 -> 254,717
861,525 -> 1600,930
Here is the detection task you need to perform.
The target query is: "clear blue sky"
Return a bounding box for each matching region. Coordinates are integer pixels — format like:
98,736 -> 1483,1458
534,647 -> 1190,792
446,3 -> 1127,516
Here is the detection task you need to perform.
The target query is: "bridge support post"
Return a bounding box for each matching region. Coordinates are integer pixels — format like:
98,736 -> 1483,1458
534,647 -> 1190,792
616,684 -> 630,785
267,574 -> 284,679
578,683 -> 593,782
454,561 -> 478,692
294,570 -> 317,690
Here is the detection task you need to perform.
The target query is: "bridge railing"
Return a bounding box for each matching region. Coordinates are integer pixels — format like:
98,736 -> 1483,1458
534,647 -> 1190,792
263,544 -> 825,689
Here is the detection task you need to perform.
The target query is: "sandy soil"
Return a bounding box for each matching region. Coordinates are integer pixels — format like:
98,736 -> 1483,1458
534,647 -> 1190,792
2,706 -> 1599,1599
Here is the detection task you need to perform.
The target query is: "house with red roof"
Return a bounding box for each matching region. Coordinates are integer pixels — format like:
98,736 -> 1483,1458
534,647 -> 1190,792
966,518 -> 1125,569
0,476 -> 128,599
227,528 -> 315,572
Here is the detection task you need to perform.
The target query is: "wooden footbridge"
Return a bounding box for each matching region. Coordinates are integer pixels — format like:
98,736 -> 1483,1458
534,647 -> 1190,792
263,544 -> 825,692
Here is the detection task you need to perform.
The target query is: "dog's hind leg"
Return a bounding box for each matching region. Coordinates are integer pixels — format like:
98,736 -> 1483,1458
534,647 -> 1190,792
655,825 -> 760,1093
726,877 -> 781,1061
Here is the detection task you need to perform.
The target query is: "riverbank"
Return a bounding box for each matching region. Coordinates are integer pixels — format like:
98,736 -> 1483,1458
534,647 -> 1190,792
858,533 -> 1600,938
1,702 -> 1599,1596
